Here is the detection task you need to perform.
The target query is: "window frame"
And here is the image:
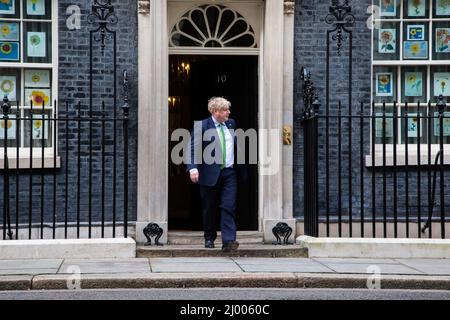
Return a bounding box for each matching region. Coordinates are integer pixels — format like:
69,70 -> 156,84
0,0 -> 58,167
369,0 -> 450,166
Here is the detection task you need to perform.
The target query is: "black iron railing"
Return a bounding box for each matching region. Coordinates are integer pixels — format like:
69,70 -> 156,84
301,81 -> 449,239
0,72 -> 129,240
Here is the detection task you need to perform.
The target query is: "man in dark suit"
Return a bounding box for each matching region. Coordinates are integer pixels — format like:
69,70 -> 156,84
187,97 -> 244,252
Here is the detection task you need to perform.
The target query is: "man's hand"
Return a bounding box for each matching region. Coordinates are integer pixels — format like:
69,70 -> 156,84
190,171 -> 199,183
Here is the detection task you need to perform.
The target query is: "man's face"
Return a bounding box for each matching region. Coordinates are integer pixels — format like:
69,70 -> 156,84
213,107 -> 230,123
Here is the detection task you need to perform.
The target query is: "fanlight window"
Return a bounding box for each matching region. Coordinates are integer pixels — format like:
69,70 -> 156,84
170,5 -> 257,48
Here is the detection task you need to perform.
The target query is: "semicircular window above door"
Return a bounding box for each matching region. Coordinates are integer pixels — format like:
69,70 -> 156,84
170,4 -> 257,48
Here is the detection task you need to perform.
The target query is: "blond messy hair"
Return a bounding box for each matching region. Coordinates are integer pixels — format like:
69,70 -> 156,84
208,97 -> 231,114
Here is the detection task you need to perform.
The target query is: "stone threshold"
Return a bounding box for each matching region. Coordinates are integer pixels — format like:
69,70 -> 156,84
167,231 -> 264,245
137,244 -> 307,258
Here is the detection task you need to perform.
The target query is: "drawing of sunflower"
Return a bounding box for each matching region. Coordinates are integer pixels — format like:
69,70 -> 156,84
379,75 -> 389,85
29,90 -> 49,106
0,119 -> 12,130
380,30 -> 394,52
30,35 -> 41,47
410,42 -> 421,55
0,80 -> 13,94
412,0 -> 422,15
31,74 -> 41,84
0,43 -> 12,55
1,25 -> 10,37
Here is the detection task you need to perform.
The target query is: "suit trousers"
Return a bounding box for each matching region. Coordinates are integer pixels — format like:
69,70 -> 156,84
199,168 -> 237,243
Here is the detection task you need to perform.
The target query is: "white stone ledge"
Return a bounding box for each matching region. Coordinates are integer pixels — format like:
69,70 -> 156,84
297,235 -> 450,259
0,156 -> 61,169
0,238 -> 136,260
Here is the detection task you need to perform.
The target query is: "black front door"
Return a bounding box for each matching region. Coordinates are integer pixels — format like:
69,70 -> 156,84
168,55 -> 258,231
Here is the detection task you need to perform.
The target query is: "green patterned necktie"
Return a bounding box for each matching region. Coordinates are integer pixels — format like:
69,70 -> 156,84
218,123 -> 226,169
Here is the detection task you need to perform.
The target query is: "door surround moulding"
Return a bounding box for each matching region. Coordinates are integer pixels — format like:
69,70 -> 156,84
137,0 -> 294,244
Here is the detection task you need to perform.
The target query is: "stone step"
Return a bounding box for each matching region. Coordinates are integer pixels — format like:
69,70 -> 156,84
167,231 -> 264,245
137,244 -> 308,258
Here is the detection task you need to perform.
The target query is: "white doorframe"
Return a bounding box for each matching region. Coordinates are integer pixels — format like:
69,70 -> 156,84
136,0 -> 295,244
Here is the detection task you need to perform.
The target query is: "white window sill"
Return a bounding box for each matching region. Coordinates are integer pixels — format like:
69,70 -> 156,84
0,156 -> 61,170
365,145 -> 449,167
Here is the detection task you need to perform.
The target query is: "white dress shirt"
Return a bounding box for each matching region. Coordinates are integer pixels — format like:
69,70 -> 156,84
190,116 -> 234,175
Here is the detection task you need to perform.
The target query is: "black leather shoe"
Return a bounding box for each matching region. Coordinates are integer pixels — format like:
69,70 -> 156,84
205,240 -> 215,249
222,241 -> 239,252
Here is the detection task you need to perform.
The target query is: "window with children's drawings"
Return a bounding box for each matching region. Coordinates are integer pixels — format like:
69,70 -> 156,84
372,0 -> 450,145
0,0 -> 56,149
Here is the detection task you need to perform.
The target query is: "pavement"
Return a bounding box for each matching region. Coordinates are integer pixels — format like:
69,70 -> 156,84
1,256 -> 450,291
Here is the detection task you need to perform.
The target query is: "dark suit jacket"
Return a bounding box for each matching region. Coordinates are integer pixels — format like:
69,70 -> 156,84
186,117 -> 247,186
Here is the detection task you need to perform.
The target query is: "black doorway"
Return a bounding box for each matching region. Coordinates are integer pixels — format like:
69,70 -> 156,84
168,55 -> 258,231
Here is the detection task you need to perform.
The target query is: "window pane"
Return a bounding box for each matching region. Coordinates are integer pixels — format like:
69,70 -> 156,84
403,22 -> 429,60
22,0 -> 51,20
23,108 -> 52,147
0,0 -> 20,19
433,21 -> 450,60
433,0 -> 450,18
431,66 -> 450,102
401,66 -> 427,103
401,106 -> 428,144
374,105 -> 396,144
0,108 -> 20,147
23,68 -> 51,107
23,21 -> 51,63
403,0 -> 429,18
0,21 -> 20,63
24,87 -> 51,107
374,22 -> 400,60
0,67 -> 21,103
429,107 -> 450,144
373,66 -> 397,103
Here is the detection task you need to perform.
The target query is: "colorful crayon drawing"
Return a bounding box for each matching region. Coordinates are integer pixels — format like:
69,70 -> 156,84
404,41 -> 428,59
380,0 -> 397,16
0,0 -> 15,15
436,28 -> 450,53
376,73 -> 394,96
405,72 -> 423,97
434,72 -> 450,96
378,29 -> 396,53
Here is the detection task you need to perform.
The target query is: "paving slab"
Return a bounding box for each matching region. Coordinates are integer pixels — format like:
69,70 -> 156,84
0,269 -> 58,275
58,259 -> 151,274
313,258 -> 398,265
0,259 -> 62,270
233,258 -> 334,273
322,263 -> 425,275
232,258 -> 314,265
150,258 -> 242,273
396,259 -> 450,275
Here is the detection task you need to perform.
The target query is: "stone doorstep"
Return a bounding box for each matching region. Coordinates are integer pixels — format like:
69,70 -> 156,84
27,273 -> 450,291
167,231 -> 264,245
137,244 -> 308,258
297,236 -> 450,259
